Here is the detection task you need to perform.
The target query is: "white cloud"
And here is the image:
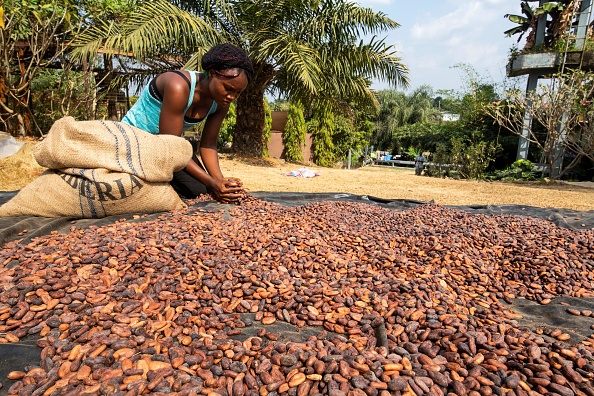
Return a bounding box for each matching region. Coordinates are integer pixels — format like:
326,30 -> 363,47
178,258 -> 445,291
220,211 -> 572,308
411,2 -> 496,40
443,34 -> 466,48
356,0 -> 521,91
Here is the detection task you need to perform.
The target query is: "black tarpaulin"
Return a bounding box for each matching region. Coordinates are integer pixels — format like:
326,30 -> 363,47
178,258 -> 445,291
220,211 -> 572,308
0,191 -> 593,395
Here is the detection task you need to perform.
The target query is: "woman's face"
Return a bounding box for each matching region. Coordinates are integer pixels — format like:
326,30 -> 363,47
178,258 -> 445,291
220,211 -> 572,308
209,70 -> 249,107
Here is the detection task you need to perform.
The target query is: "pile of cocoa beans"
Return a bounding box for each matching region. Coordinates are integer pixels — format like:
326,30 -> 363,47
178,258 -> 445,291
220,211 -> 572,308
0,197 -> 593,396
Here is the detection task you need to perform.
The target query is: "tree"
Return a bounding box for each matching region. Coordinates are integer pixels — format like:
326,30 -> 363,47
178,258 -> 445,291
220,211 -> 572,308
218,102 -> 236,149
310,108 -> 336,167
71,0 -> 409,157
0,0 -> 142,135
331,112 -> 366,162
504,1 -> 535,46
392,123 -> 451,155
504,1 -> 576,53
29,68 -> 90,134
372,85 -> 440,151
79,0 -> 138,120
71,0 -> 224,91
487,69 -> 594,179
282,101 -> 307,163
262,98 -> 272,157
1,0 -> 79,136
438,64 -> 519,170
449,132 -> 498,179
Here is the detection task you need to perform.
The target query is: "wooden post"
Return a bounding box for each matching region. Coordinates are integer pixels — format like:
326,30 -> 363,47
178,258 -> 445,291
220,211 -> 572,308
348,149 -> 351,170
575,0 -> 592,50
516,1 -> 547,161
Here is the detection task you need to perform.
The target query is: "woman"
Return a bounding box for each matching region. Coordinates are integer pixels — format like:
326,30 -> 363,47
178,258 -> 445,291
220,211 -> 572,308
121,43 -> 253,203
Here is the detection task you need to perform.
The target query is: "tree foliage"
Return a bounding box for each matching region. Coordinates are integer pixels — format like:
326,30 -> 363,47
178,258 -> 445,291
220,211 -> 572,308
70,0 -> 409,158
29,69 -> 91,133
310,109 -> 336,167
0,0 -> 143,135
71,0 -> 221,68
372,85 -> 440,151
504,0 -> 576,52
487,69 -> 594,179
450,132 -> 499,179
370,63 -> 517,178
282,101 -> 307,163
218,102 -> 236,149
331,113 -> 367,163
1,0 -> 80,135
391,123 -> 454,155
263,98 -> 272,157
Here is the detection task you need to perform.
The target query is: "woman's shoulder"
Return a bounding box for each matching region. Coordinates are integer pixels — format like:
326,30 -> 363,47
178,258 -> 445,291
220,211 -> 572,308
159,71 -> 194,92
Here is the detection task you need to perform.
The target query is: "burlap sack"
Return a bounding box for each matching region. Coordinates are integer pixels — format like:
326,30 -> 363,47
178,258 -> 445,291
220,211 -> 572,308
34,117 -> 191,182
0,117 -> 193,218
0,169 -> 187,218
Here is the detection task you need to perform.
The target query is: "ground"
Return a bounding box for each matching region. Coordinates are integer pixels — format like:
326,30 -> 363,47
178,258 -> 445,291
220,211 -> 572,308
219,155 -> 594,211
2,143 -> 594,211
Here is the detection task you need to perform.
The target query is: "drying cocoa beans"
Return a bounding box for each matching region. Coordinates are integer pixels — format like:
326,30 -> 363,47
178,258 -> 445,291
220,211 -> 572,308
0,197 -> 593,395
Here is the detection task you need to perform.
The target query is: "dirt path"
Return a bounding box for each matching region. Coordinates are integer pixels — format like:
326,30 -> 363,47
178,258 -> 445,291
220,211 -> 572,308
2,144 -> 594,211
219,157 -> 594,211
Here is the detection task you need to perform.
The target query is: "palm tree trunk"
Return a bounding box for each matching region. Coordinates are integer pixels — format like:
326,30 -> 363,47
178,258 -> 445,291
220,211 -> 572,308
233,84 -> 265,156
233,64 -> 275,157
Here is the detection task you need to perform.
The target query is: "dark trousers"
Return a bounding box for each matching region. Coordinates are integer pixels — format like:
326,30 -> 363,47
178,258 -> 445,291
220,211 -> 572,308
170,154 -> 210,198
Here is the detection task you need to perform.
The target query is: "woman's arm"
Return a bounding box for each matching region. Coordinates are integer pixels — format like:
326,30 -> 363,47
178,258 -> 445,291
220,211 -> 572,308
199,108 -> 245,202
157,73 -> 191,137
157,72 -> 243,202
199,108 -> 226,180
156,74 -> 218,190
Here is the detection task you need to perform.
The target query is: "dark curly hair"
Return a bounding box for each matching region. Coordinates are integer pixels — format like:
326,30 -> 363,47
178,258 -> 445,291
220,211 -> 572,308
201,44 -> 254,81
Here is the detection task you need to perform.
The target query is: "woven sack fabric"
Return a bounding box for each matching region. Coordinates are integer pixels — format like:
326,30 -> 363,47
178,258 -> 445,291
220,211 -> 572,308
0,117 -> 192,218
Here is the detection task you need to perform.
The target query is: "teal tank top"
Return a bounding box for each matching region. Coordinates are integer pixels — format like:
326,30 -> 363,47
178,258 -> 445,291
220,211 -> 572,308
121,71 -> 217,135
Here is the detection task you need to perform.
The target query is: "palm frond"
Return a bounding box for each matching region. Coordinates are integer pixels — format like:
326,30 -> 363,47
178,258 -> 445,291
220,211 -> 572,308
70,19 -> 122,62
318,37 -> 409,89
297,0 -> 399,44
71,0 -> 225,63
258,35 -> 322,95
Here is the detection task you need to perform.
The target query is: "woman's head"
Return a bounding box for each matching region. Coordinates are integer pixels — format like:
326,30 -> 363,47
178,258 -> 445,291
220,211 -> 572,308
202,44 -> 253,107
201,44 -> 253,81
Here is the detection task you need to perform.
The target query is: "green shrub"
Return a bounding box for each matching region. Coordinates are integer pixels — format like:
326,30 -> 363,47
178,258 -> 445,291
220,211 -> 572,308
282,102 -> 306,162
450,134 -> 498,179
218,103 -> 236,150
485,159 -> 538,181
512,159 -> 533,172
310,112 -> 336,167
424,143 -> 451,178
263,99 -> 272,157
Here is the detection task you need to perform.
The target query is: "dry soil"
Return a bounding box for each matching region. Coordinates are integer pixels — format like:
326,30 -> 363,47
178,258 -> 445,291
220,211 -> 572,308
2,143 -> 594,211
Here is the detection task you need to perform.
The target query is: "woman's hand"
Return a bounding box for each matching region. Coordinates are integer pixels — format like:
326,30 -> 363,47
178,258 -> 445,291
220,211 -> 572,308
210,177 -> 245,203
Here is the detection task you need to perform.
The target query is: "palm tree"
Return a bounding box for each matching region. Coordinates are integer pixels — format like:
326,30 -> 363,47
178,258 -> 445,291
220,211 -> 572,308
373,90 -> 406,150
71,0 -> 409,156
232,0 -> 409,157
403,85 -> 441,125
70,1 -> 223,79
372,85 -> 440,150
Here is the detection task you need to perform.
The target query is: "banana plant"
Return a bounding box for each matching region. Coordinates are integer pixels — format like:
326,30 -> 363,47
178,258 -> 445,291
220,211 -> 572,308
504,1 -> 569,47
535,1 -> 566,14
504,1 -> 534,42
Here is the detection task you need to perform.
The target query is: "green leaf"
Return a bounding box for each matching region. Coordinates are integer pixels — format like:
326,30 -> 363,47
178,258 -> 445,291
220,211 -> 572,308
536,2 -> 564,14
504,26 -> 524,37
506,14 -> 528,24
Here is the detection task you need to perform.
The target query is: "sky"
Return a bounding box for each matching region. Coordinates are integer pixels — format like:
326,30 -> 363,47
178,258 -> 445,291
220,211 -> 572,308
354,0 -> 527,93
